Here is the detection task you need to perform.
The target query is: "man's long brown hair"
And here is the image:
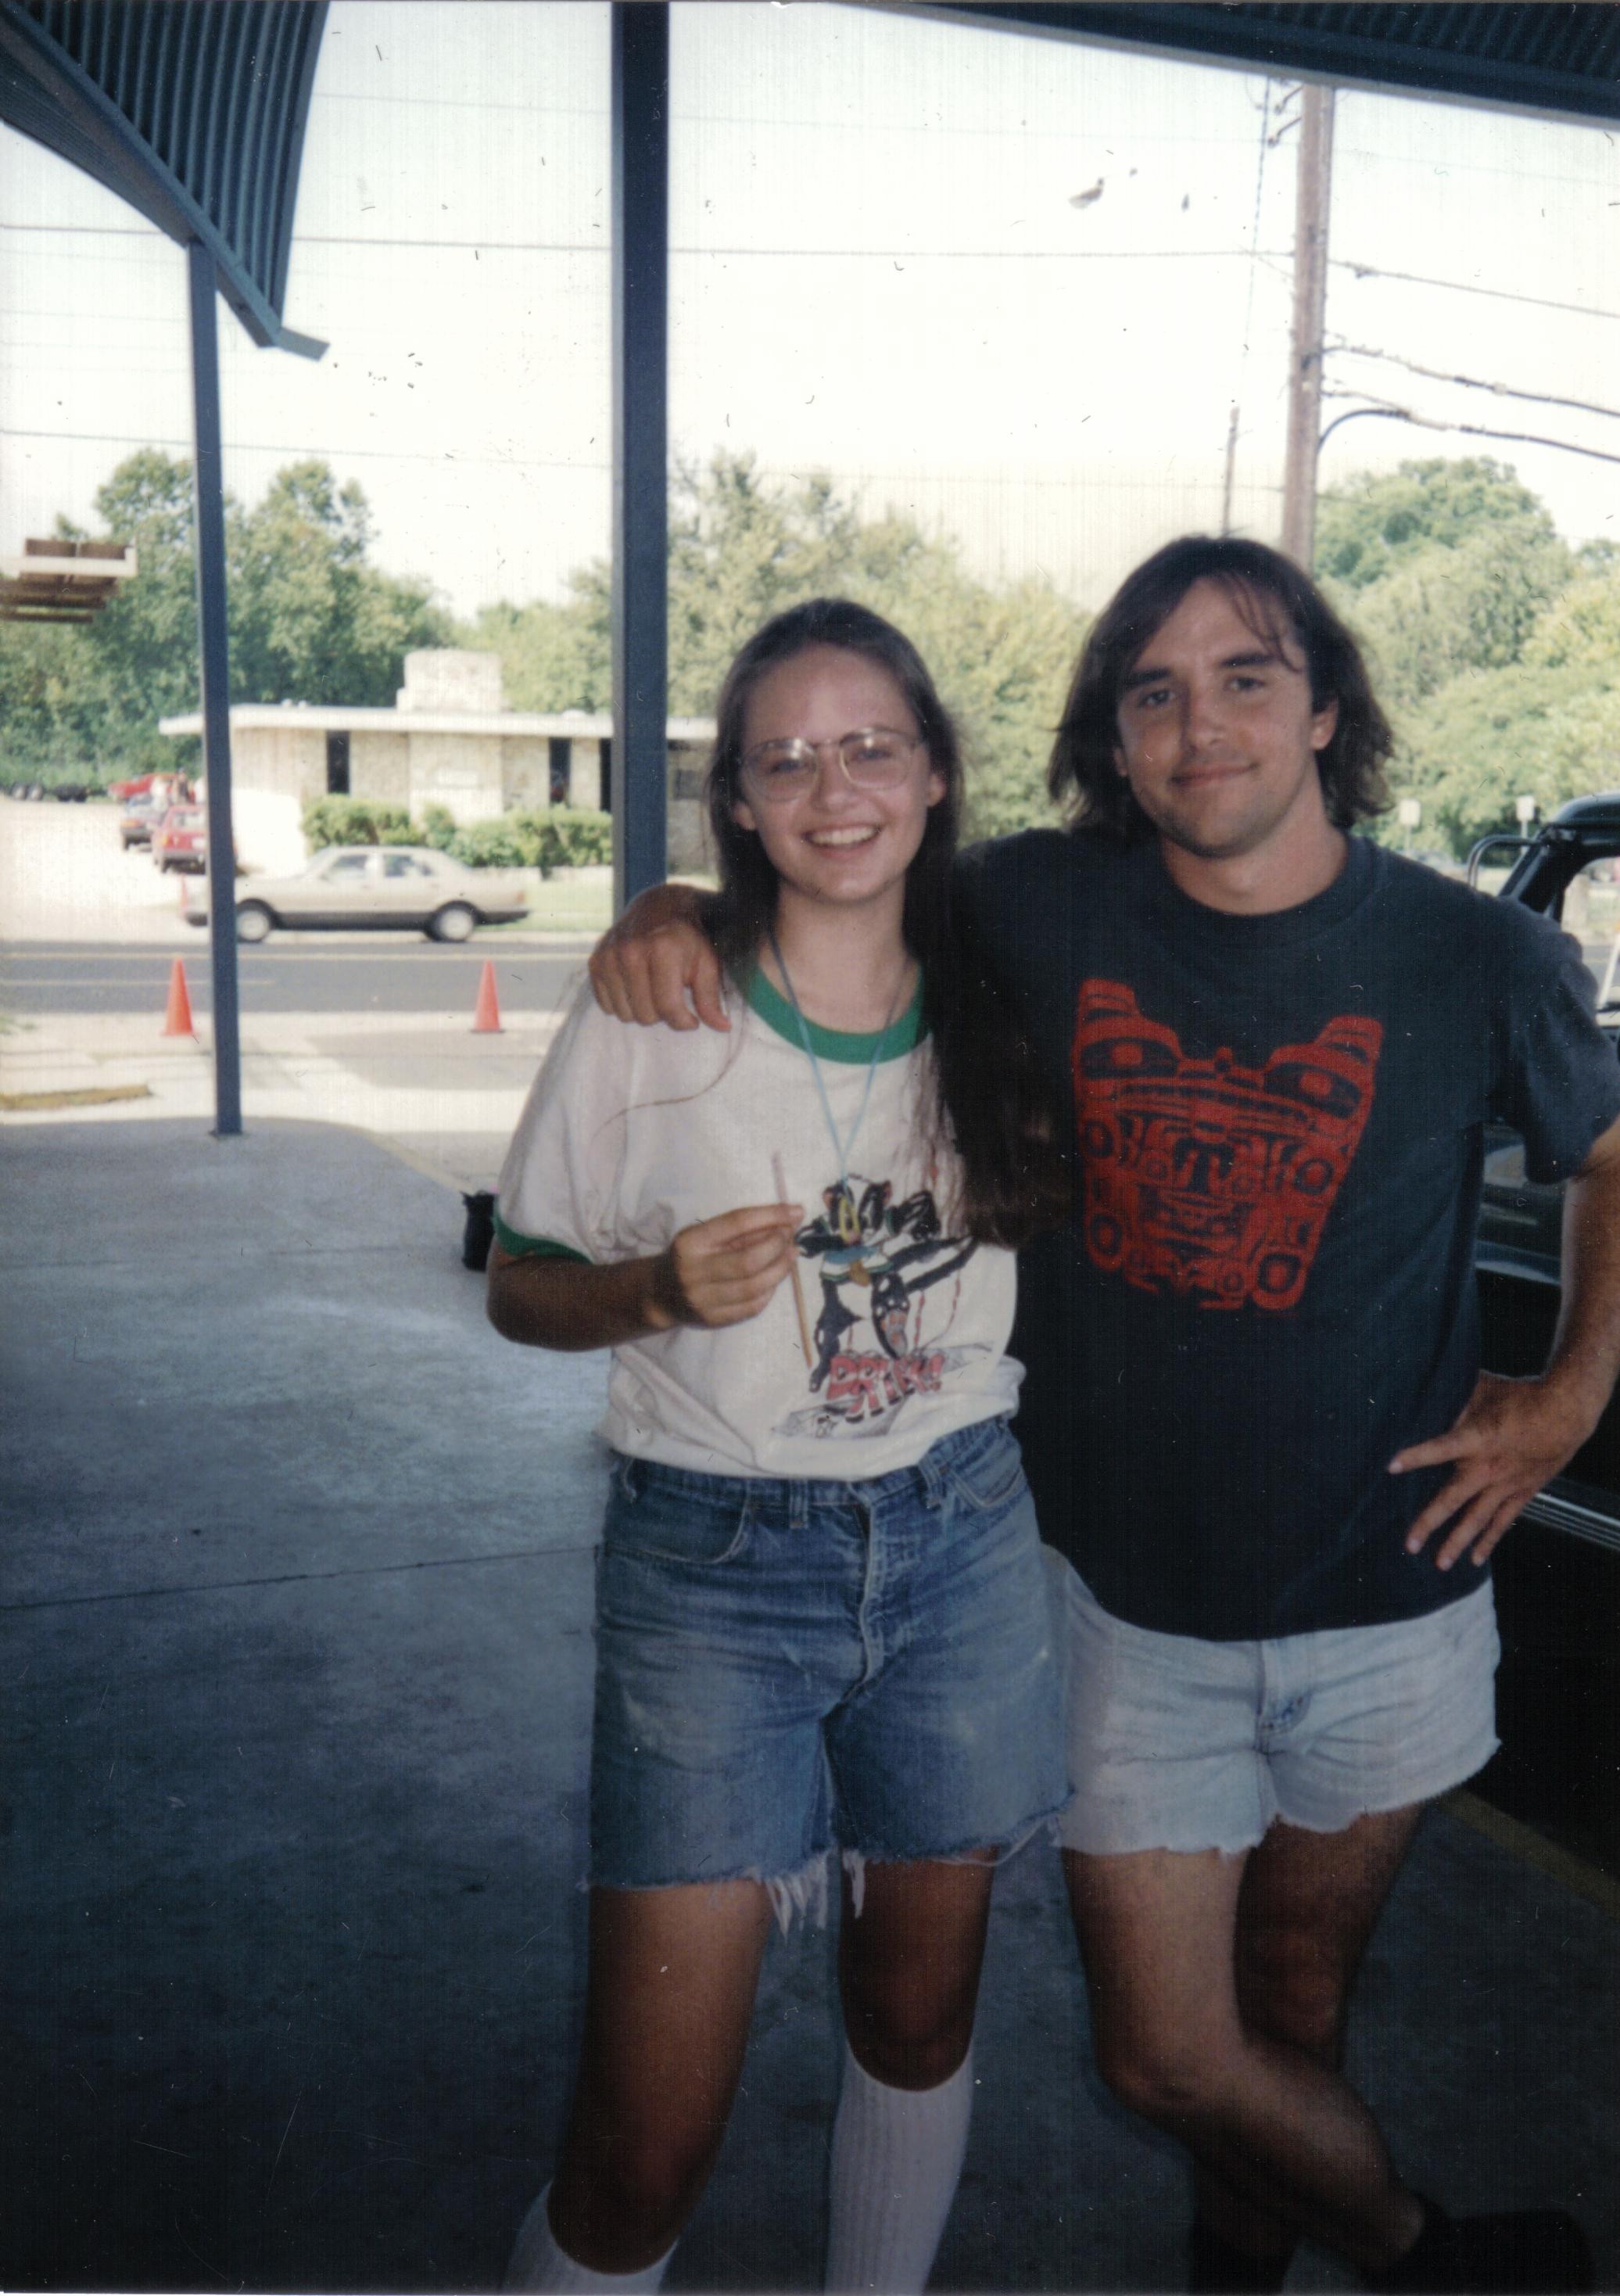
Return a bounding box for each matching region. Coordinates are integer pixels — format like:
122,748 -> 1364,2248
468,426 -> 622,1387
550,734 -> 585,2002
1049,536 -> 1393,839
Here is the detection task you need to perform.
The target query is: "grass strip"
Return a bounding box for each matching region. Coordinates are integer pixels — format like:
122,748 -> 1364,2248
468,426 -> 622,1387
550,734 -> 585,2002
0,1083 -> 153,1111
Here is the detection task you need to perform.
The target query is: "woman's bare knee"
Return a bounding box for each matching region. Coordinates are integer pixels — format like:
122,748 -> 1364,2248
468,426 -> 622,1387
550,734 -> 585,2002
840,1853 -> 995,2089
561,2122 -> 711,2247
842,1928 -> 981,2085
844,1981 -> 977,2087
550,1879 -> 772,2269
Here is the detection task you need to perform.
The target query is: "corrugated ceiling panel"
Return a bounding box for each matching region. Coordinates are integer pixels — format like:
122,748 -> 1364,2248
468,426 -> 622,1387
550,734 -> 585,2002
1240,3 -> 1620,81
921,2 -> 1620,122
2,0 -> 326,333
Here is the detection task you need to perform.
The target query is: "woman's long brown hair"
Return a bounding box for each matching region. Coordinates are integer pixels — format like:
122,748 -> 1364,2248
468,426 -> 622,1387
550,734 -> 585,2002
704,599 -> 1070,1248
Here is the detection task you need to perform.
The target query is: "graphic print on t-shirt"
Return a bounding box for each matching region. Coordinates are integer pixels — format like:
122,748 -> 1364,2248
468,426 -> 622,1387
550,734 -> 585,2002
1071,981 -> 1383,1311
776,1174 -> 986,1437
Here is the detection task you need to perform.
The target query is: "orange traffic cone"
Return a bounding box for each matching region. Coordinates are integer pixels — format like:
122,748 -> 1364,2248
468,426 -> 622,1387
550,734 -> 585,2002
471,960 -> 503,1034
161,957 -> 195,1038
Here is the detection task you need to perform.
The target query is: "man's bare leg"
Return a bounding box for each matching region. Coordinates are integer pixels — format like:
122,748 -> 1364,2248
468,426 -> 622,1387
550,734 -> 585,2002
1064,1815 -> 1427,2274
1185,1808 -> 1423,2276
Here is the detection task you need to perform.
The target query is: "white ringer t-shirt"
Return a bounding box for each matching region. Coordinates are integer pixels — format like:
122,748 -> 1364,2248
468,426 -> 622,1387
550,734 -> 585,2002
494,967 -> 1021,1479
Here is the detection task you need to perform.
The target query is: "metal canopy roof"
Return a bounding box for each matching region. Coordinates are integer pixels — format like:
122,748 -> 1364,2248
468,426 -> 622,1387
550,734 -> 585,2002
917,2 -> 1620,124
0,0 -> 327,354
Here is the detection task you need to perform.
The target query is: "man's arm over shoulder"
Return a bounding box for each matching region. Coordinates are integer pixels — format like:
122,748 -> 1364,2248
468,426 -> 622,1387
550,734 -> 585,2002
587,881 -> 727,1031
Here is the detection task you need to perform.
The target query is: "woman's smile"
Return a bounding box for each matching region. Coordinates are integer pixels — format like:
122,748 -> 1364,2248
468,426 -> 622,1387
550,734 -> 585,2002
734,644 -> 944,920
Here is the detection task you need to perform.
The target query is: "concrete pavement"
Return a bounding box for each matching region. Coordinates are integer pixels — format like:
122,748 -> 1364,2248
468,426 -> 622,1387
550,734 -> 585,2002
4,804 -> 1618,2291
5,1118 -> 1618,2293
0,993 -> 575,1194
0,798 -> 596,1192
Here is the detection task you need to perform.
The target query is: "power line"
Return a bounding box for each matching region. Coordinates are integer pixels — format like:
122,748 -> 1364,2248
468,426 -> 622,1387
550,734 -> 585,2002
7,219 -> 1620,323
0,427 -> 611,472
1331,342 -> 1620,426
1226,78 -> 1276,531
663,245 -> 1287,263
310,91 -> 606,118
310,88 -> 1272,156
0,222 -> 1291,261
0,425 -> 1267,499
1332,141 -> 1615,196
0,221 -> 605,253
11,220 -> 1620,338
1332,257 -> 1620,325
1238,81 -> 1275,368
1321,391 -> 1620,470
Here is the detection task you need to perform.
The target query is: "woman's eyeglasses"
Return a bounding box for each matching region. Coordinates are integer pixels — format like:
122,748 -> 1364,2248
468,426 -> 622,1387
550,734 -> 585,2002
739,728 -> 926,804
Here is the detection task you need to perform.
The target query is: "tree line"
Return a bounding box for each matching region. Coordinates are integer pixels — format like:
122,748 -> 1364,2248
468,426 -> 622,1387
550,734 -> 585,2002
0,451 -> 451,782
5,444 -> 1618,854
0,447 -> 1080,838
1315,457 -> 1620,855
468,450 -> 1083,838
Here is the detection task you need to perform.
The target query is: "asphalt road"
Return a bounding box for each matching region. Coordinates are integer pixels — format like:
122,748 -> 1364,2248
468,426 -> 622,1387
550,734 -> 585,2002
8,933 -> 1617,1021
0,939 -> 593,1017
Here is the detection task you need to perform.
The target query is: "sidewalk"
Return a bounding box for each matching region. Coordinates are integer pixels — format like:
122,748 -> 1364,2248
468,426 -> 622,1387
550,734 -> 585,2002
5,1110 -> 1618,2292
0,969 -> 575,1193
0,798 -> 596,1192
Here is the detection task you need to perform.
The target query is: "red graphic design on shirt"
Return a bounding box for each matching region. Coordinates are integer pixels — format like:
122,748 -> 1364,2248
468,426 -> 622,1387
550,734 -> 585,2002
1071,981 -> 1383,1311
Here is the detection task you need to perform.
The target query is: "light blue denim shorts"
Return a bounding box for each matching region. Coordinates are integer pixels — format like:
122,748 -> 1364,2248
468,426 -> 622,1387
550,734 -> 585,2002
1050,1555 -> 1500,1857
589,1417 -> 1068,1919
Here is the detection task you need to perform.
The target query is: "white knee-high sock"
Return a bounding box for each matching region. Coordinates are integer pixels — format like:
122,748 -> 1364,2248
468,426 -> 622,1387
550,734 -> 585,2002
504,2184 -> 676,2294
823,2043 -> 975,2294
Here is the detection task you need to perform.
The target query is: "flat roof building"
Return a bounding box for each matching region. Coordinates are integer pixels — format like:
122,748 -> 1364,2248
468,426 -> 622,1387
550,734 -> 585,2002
160,650 -> 715,876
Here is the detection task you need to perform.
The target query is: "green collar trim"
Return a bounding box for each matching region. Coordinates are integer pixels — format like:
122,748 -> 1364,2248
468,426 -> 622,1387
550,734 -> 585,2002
744,962 -> 926,1063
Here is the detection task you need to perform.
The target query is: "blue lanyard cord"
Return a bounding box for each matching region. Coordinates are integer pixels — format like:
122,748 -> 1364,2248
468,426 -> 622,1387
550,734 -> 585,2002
766,927 -> 906,1193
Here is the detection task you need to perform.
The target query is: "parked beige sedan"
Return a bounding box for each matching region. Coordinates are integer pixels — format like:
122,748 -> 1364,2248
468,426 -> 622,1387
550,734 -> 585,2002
184,845 -> 530,942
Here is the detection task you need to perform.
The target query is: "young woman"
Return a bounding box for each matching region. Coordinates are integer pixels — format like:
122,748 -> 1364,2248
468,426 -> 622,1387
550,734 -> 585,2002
487,599 -> 1069,2294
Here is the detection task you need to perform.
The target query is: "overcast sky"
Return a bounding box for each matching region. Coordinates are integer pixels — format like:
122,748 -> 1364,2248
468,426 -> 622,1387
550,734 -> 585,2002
3,2 -> 1618,619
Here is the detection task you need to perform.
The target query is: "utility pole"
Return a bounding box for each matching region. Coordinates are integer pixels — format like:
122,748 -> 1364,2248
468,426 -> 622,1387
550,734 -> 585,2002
1280,83 -> 1335,569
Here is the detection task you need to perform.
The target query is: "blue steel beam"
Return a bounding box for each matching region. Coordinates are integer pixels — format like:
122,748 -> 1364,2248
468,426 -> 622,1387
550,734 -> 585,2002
610,2 -> 669,913
187,241 -> 243,1139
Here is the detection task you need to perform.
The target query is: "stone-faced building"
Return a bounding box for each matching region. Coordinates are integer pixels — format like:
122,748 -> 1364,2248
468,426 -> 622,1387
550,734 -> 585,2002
159,650 -> 715,875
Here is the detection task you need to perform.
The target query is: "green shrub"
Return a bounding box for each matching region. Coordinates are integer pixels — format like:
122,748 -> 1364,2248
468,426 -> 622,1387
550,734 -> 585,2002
447,816 -> 541,870
531,807 -> 613,874
295,796 -> 613,870
301,795 -> 412,849
439,805 -> 612,872
0,764 -> 106,795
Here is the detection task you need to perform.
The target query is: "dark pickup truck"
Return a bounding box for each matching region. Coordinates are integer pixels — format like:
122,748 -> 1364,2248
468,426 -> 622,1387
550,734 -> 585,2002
1471,795 -> 1620,1879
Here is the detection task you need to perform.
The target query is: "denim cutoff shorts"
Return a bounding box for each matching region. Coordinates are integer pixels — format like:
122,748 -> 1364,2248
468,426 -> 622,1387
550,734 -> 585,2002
589,1415 -> 1068,1919
1049,1555 -> 1500,1857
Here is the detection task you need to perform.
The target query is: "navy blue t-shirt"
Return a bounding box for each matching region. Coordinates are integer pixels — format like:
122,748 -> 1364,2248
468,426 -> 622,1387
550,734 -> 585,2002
961,830 -> 1620,1640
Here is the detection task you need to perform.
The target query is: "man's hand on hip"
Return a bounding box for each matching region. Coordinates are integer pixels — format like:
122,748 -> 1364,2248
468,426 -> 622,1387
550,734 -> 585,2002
1389,1369 -> 1597,1571
1393,1112 -> 1620,1571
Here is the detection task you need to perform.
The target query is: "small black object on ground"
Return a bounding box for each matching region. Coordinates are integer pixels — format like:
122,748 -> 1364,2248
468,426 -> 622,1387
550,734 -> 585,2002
461,1189 -> 496,1272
